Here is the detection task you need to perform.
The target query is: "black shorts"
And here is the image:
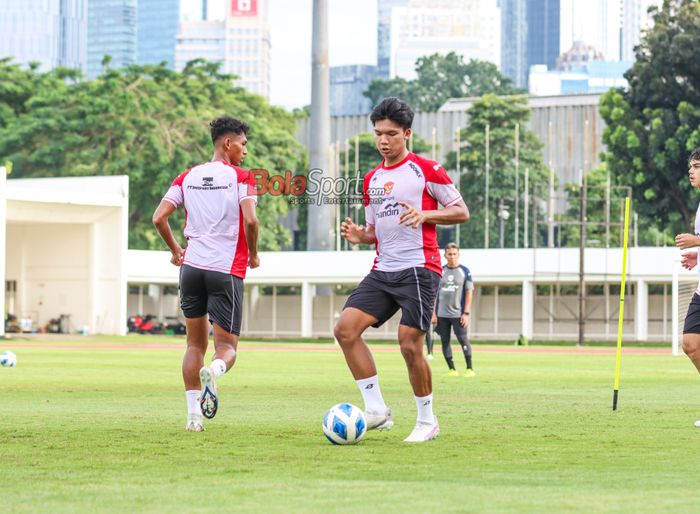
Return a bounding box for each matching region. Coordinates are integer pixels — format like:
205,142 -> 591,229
684,293 -> 700,335
179,264 -> 244,335
344,267 -> 441,332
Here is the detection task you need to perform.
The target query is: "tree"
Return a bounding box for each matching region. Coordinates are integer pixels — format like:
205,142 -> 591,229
0,59 -> 306,251
600,0 -> 700,233
442,94 -> 552,248
364,53 -> 522,111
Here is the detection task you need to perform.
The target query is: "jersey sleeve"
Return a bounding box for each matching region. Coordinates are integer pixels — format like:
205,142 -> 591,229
463,266 -> 474,291
425,164 -> 463,208
163,171 -> 188,208
363,171 -> 376,225
238,169 -> 258,205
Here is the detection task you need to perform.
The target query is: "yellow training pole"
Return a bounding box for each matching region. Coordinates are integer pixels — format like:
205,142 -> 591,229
613,196 -> 631,411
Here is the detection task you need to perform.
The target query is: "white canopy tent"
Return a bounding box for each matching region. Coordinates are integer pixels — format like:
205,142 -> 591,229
1,170 -> 129,336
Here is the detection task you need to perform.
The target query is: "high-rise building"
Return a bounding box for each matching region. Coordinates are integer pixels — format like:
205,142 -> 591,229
501,0 -> 528,89
377,0 -> 409,79
87,0 -> 137,79
621,0 -> 662,61
0,0 -> 87,72
389,0 -> 501,80
560,0 -> 621,62
502,0 -> 559,89
137,0 -> 181,68
527,0 -> 560,72
175,0 -> 271,99
330,65 -> 381,116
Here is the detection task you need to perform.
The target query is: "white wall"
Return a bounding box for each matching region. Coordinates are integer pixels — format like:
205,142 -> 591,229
6,222 -> 90,330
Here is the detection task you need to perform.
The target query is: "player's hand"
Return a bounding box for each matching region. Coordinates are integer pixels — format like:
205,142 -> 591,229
341,217 -> 365,244
398,202 -> 427,228
431,313 -> 437,325
459,313 -> 470,328
675,233 -> 700,249
170,248 -> 184,267
681,251 -> 698,270
248,254 -> 260,269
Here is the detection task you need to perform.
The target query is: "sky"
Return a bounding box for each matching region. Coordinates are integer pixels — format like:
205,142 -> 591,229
202,0 -> 378,110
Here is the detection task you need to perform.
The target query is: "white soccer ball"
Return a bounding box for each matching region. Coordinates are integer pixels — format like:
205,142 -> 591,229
323,403 -> 367,445
0,351 -> 17,367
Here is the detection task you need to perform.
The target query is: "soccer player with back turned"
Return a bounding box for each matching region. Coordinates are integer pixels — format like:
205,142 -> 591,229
675,146 -> 700,427
153,116 -> 259,432
336,97 -> 469,442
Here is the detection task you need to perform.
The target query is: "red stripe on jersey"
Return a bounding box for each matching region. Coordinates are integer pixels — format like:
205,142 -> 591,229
230,207 -> 249,278
172,168 -> 192,187
421,184 -> 442,275
412,153 -> 452,184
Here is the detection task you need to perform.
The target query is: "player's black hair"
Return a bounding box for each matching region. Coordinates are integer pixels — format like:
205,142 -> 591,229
690,147 -> 700,164
445,242 -> 459,251
370,97 -> 414,130
210,116 -> 249,144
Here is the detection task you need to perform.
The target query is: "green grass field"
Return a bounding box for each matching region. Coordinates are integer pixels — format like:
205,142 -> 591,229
1,337 -> 698,513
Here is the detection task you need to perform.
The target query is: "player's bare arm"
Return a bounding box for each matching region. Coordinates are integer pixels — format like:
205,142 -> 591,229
460,289 -> 473,328
398,201 -> 469,229
675,233 -> 700,250
341,217 -> 376,245
241,198 -> 260,269
152,200 -> 185,266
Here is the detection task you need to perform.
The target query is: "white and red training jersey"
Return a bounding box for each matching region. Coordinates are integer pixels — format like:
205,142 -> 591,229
162,160 -> 257,279
363,152 -> 463,275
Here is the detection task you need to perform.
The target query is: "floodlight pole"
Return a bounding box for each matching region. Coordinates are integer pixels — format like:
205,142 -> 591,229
307,0 -> 333,251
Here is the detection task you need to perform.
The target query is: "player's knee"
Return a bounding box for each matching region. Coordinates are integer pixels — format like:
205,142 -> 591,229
682,336 -> 700,357
333,321 -> 355,345
399,342 -> 421,362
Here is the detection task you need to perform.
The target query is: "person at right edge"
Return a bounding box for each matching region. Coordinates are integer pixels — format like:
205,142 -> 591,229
432,243 -> 475,377
675,146 -> 700,427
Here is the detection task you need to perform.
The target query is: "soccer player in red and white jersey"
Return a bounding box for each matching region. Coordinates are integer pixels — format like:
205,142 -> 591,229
152,116 -> 259,432
675,147 -> 700,427
336,97 -> 469,442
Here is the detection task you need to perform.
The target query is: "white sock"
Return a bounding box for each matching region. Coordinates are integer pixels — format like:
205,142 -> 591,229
186,390 -> 201,416
355,375 -> 387,413
210,358 -> 227,378
415,393 -> 435,424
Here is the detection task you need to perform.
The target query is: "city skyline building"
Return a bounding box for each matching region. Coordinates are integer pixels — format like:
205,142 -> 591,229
560,0 -> 621,62
621,0 -> 662,61
0,0 -> 87,73
87,0 -> 137,79
329,64 -> 381,116
377,0 -> 409,79
389,0 -> 501,80
137,0 -> 181,68
175,0 -> 271,99
502,0 -> 559,89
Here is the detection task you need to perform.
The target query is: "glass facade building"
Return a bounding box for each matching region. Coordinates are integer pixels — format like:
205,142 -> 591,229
137,0 -> 180,68
87,0 -> 137,79
330,65 -> 381,116
0,0 -> 87,72
502,0 -> 560,89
